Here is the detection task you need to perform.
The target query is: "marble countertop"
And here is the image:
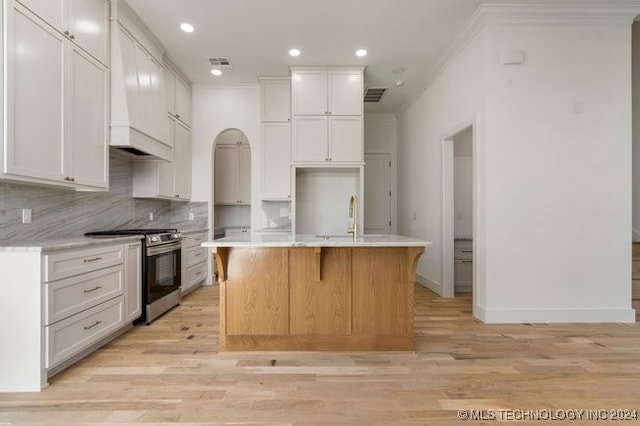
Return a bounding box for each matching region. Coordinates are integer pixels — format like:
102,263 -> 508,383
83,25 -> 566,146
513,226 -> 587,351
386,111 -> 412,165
0,235 -> 144,252
202,234 -> 431,248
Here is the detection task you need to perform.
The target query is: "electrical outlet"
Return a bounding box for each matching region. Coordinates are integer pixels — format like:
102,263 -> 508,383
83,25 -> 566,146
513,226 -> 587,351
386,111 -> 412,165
149,212 -> 154,221
188,211 -> 195,221
413,212 -> 417,221
22,208 -> 32,224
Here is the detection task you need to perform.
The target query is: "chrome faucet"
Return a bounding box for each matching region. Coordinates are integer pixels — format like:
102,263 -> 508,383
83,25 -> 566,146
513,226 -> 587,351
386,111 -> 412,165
347,194 -> 358,241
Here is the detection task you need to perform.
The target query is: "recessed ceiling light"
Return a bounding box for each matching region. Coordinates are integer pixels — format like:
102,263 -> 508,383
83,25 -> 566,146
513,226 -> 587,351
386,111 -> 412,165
211,69 -> 222,76
355,49 -> 368,57
392,67 -> 405,74
394,79 -> 405,87
289,48 -> 301,57
180,23 -> 194,33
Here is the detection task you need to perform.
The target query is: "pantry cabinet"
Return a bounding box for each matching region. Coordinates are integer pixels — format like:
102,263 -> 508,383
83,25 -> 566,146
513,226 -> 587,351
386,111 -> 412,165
259,77 -> 292,201
2,2 -> 108,190
215,144 -> 251,205
290,67 -> 364,164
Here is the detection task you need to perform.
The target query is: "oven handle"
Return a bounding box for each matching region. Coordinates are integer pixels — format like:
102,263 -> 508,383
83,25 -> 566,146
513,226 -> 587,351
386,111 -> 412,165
147,241 -> 182,256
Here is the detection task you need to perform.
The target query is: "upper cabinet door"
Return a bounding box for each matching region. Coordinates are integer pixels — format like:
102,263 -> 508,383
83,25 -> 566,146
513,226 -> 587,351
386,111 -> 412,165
16,0 -> 64,31
292,70 -> 327,115
67,0 -> 109,65
261,78 -> 290,122
329,71 -> 363,116
329,116 -> 362,163
6,4 -> 65,181
68,44 -> 108,188
163,66 -> 175,116
156,116 -> 176,197
174,76 -> 192,127
173,121 -> 191,199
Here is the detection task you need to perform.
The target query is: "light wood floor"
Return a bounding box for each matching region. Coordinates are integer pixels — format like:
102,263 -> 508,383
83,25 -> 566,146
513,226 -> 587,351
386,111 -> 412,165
1,285 -> 639,425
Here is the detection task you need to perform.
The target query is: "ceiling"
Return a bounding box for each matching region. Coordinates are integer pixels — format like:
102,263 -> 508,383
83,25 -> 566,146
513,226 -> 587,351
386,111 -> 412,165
126,0 -> 487,114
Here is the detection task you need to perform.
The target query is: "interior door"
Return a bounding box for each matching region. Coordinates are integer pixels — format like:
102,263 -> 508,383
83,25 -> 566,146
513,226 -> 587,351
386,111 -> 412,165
364,153 -> 392,234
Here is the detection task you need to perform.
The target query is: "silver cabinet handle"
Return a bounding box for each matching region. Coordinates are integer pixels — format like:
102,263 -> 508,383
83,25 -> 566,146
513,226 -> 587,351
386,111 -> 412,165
84,257 -> 102,263
83,286 -> 102,294
461,250 -> 472,253
84,320 -> 102,330
461,260 -> 473,263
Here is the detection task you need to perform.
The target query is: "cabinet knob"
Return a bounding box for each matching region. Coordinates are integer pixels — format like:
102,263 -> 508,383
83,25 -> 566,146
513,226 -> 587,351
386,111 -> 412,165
70,34 -> 75,40
175,194 -> 179,198
175,114 -> 180,118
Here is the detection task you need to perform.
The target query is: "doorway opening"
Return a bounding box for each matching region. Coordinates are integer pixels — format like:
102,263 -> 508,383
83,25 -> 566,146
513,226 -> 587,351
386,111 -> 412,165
442,122 -> 475,300
364,153 -> 392,234
211,128 -> 251,236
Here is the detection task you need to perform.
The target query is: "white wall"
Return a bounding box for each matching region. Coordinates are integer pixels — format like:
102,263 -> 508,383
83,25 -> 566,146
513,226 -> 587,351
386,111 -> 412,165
364,113 -> 398,233
481,22 -> 633,322
397,31 -> 486,303
397,4 -> 637,323
191,84 -> 261,232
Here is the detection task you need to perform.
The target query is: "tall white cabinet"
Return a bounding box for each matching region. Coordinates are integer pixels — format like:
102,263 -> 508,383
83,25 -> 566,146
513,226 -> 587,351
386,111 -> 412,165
1,0 -> 109,190
259,77 -> 291,201
291,67 -> 364,164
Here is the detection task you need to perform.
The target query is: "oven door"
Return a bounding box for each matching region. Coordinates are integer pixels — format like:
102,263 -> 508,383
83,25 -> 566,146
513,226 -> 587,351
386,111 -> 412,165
146,241 -> 182,302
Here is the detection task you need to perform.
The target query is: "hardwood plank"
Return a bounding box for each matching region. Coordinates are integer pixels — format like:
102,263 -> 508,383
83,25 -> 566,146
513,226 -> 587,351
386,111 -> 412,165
1,285 -> 639,425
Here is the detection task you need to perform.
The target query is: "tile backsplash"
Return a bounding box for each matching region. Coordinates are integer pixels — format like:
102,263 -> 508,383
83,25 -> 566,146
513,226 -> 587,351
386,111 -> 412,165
0,152 -> 208,242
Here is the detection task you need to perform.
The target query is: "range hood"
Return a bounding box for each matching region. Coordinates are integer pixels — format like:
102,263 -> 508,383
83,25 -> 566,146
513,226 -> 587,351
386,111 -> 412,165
109,0 -> 172,162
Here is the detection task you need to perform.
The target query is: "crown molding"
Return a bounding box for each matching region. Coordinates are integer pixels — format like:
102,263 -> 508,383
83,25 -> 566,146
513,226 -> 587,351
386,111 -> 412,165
399,0 -> 640,115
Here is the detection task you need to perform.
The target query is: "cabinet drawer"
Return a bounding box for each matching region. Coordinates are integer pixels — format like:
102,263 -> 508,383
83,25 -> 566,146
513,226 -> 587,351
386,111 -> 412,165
44,244 -> 124,282
454,245 -> 473,260
184,233 -> 207,249
185,245 -> 206,268
44,265 -> 124,325
45,295 -> 124,368
454,259 -> 473,287
185,262 -> 207,289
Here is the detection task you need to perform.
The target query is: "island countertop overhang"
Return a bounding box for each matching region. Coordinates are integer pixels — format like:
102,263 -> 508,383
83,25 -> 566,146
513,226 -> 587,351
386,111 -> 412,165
201,234 -> 432,248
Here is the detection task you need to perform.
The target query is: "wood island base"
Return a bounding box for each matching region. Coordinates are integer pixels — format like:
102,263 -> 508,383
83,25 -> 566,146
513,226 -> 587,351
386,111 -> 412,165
214,246 -> 425,351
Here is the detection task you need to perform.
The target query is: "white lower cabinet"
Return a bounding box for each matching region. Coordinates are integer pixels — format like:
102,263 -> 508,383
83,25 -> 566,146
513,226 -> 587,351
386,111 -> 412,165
45,295 -> 124,368
124,241 -> 142,323
0,240 -> 142,391
181,231 -> 208,294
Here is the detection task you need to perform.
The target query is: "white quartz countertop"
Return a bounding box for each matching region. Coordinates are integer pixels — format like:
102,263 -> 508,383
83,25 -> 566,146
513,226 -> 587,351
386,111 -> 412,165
202,234 -> 432,248
0,235 -> 144,252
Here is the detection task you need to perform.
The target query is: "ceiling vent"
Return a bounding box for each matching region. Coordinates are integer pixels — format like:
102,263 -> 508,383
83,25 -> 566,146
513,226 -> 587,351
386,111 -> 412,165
207,57 -> 233,69
364,87 -> 387,102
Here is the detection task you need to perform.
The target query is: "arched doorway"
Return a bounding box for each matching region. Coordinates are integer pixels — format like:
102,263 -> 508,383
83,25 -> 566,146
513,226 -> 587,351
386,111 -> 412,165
211,129 -> 251,236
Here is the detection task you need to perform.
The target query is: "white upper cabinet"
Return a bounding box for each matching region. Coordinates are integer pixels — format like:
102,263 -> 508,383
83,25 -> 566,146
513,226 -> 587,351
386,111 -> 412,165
68,44 -> 108,188
292,69 -> 363,116
329,71 -> 363,116
2,2 -> 108,190
261,78 -> 291,122
133,115 -> 191,201
262,123 -> 291,200
292,70 -> 328,115
290,67 -> 364,164
17,0 -> 109,65
214,144 -> 251,205
259,77 -> 291,200
164,63 -> 192,127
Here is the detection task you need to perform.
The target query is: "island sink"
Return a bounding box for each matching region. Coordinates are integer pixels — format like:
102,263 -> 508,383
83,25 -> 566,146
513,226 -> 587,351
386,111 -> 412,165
203,234 -> 430,351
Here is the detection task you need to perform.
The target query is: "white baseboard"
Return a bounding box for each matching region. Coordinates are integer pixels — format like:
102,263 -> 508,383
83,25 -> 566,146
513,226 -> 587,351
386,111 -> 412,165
416,273 -> 447,297
480,307 -> 636,324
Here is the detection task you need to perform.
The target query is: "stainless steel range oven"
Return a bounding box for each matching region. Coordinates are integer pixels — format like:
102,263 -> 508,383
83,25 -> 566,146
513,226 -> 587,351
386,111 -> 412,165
86,228 -> 182,324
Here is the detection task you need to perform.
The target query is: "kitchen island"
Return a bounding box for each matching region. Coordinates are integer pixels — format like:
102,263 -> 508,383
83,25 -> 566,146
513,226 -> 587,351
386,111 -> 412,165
203,234 -> 430,351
